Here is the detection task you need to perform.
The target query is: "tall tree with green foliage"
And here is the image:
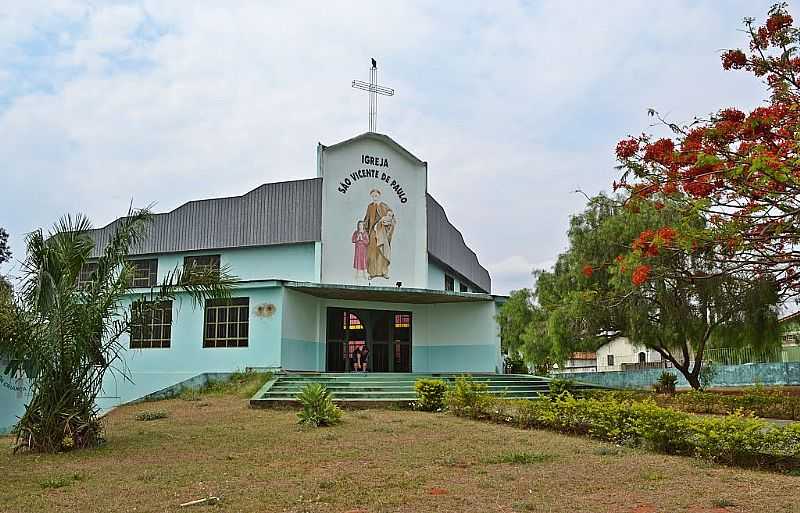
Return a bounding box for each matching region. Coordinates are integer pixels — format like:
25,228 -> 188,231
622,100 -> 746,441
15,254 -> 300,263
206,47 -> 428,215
0,211 -> 235,453
499,194 -> 780,388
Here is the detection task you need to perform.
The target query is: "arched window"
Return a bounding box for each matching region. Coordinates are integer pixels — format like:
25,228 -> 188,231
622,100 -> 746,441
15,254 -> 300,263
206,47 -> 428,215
638,352 -> 647,364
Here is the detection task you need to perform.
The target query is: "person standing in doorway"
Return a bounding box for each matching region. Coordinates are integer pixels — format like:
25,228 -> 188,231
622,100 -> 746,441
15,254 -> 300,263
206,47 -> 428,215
360,344 -> 370,372
351,346 -> 362,372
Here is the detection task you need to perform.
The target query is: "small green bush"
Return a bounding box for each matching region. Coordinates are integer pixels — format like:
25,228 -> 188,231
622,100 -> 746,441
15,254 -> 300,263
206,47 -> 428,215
548,378 -> 575,398
653,371 -> 678,395
40,474 -> 82,489
414,378 -> 448,411
445,376 -> 489,417
296,383 -> 343,427
135,410 -> 168,421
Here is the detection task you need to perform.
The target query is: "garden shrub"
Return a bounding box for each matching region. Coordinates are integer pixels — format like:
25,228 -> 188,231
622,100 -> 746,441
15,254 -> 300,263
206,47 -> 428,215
414,378 -> 448,411
504,353 -> 529,374
445,376 -> 489,418
548,378 -> 575,398
699,362 -> 718,390
653,371 -> 678,395
451,394 -> 800,471
296,383 -> 342,427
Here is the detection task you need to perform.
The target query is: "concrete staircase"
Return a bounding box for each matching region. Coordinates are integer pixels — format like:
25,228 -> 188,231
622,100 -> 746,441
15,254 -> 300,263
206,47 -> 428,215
249,373 -> 601,406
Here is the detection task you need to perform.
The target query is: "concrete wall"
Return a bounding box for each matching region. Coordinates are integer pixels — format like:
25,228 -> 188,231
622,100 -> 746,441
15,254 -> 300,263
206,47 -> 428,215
569,362 -> 800,389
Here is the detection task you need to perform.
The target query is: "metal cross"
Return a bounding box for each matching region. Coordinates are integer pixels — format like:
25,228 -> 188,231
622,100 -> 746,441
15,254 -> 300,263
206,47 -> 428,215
352,58 -> 395,132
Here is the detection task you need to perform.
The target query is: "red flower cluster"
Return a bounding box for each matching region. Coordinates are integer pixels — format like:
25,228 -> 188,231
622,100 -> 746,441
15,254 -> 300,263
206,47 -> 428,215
683,179 -> 715,198
721,50 -> 747,70
632,227 -> 677,257
615,138 -> 639,159
581,265 -> 593,278
766,13 -> 793,34
631,264 -> 651,286
719,108 -> 746,123
643,138 -> 675,165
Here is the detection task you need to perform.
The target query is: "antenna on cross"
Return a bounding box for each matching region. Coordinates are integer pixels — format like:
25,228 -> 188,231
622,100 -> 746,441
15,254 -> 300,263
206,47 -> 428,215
352,58 -> 395,132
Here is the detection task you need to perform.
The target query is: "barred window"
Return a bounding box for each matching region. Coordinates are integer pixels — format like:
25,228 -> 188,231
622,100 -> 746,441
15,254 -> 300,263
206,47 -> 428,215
184,254 -> 220,272
445,275 -> 455,291
77,262 -> 98,286
204,297 -> 249,348
130,301 -> 172,349
127,259 -> 158,288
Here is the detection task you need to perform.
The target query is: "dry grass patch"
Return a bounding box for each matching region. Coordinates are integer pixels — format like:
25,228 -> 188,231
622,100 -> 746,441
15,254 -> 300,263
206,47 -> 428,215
0,395 -> 799,513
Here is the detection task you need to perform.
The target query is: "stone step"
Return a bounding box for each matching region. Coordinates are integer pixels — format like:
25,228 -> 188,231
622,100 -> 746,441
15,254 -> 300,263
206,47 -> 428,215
276,376 -> 550,382
269,382 -> 550,390
262,390 -> 548,399
249,372 -> 602,407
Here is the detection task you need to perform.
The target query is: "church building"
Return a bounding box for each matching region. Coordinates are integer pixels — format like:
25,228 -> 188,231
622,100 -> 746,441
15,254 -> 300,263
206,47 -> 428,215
64,132 -> 502,411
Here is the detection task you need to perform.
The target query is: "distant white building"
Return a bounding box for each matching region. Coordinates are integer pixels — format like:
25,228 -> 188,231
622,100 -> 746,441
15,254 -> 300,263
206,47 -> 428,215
551,352 -> 597,374
595,337 -> 663,372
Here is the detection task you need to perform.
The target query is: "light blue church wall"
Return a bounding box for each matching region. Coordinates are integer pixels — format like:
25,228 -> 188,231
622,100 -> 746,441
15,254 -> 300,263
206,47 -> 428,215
281,289 -> 324,371
416,301 -> 502,373
427,260 -> 446,290
427,260 -> 477,293
152,243 -> 317,284
97,283 -> 284,411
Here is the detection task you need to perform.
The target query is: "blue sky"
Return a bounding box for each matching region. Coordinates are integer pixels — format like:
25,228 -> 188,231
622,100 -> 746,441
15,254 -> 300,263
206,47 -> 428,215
0,1 -> 776,294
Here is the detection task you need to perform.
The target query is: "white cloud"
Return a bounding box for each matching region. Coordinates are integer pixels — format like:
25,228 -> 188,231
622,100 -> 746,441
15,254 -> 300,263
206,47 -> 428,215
0,0 -> 778,294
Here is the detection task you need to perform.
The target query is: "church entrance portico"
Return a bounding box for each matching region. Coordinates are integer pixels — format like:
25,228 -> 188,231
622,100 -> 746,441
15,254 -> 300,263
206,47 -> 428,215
325,307 -> 412,373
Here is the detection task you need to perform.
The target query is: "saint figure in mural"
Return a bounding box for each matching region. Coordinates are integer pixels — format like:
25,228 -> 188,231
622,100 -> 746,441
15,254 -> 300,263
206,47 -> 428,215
363,188 -> 396,279
352,220 -> 369,280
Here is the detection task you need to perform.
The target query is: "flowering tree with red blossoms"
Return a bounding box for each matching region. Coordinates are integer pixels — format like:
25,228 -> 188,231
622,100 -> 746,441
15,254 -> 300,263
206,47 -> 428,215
615,3 -> 800,300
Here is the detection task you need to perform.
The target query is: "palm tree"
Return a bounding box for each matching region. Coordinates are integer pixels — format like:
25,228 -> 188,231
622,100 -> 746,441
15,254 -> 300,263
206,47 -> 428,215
0,209 -> 234,453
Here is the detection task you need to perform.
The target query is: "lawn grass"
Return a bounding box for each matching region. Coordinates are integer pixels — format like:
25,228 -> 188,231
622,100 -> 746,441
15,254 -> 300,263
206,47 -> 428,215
1,394 -> 799,513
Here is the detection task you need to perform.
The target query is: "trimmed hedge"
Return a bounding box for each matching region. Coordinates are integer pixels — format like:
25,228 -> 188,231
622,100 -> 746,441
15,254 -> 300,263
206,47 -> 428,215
588,389 -> 800,421
448,393 -> 800,471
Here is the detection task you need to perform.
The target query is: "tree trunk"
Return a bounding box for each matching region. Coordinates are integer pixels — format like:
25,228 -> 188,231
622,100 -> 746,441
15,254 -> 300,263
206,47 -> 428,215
682,370 -> 701,390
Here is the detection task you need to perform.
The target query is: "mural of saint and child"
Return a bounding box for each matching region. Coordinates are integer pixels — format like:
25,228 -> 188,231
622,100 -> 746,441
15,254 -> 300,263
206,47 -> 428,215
353,188 -> 396,280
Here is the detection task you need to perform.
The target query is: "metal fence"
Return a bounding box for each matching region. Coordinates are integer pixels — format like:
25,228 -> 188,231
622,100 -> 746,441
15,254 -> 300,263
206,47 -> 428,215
620,361 -> 670,371
704,346 -> 800,366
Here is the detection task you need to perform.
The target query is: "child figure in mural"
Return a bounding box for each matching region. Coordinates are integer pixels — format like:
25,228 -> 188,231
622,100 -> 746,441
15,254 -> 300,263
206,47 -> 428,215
363,188 -> 396,280
352,220 -> 369,281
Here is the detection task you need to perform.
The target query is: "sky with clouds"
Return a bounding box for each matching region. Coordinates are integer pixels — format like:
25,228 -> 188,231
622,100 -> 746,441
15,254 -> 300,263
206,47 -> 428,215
0,1 -> 779,294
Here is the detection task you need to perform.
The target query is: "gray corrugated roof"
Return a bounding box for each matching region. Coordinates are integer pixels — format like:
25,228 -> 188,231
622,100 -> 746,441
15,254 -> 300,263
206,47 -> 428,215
425,195 -> 491,293
87,178 -> 491,293
88,178 -> 322,257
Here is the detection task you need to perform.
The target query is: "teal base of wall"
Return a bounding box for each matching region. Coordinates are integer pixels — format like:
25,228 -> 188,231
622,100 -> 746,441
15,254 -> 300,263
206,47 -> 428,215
281,338 -> 322,371
568,362 -> 800,389
413,344 -> 499,373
